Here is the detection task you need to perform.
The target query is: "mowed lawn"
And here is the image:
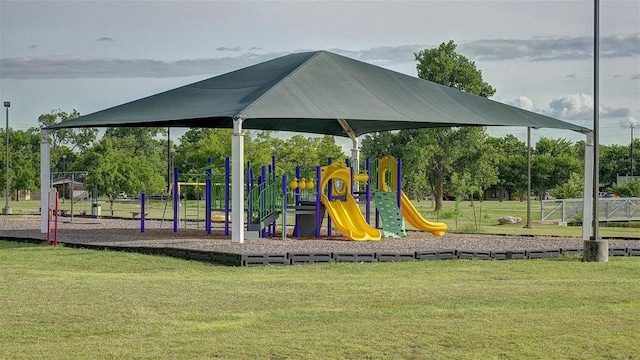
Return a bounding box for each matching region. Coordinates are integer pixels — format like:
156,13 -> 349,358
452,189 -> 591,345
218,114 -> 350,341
1,241 -> 639,359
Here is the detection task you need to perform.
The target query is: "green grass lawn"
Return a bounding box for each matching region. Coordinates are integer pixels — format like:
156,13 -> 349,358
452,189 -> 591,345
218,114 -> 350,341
1,241 -> 639,359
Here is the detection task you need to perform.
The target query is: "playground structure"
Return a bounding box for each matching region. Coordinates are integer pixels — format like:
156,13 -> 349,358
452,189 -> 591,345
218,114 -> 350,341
156,154 -> 447,241
45,154 -> 445,241
168,158 -> 231,235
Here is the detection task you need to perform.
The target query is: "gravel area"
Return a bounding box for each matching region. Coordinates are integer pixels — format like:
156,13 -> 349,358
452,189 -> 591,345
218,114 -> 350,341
2,215 -> 639,255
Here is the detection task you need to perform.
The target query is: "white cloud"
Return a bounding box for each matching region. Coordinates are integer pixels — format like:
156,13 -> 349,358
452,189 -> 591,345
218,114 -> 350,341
508,96 -> 536,111
546,93 -> 631,120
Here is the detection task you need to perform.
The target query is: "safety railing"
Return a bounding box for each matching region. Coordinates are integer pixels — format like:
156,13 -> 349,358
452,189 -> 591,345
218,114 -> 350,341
541,198 -> 640,222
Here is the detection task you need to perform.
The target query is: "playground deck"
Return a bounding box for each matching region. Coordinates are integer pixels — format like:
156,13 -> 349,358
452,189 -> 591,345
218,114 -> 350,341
2,216 -> 639,266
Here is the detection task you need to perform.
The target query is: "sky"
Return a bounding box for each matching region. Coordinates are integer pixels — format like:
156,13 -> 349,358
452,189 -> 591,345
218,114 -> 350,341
1,0 -> 639,150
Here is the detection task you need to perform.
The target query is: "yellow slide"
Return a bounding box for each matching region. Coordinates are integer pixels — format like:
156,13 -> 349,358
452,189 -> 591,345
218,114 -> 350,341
400,191 -> 447,236
321,164 -> 381,241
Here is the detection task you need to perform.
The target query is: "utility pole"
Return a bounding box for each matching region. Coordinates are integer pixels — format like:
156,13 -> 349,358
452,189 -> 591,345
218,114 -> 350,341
631,121 -> 635,176
3,101 -> 11,215
584,0 -> 608,262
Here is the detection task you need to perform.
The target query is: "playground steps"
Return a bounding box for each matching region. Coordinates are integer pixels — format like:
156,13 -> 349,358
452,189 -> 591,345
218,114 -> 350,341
246,210 -> 280,232
373,191 -> 406,238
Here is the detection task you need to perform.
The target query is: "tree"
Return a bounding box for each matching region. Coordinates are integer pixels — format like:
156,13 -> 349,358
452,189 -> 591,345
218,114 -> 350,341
415,40 -> 496,97
412,40 -> 497,210
38,109 -> 98,166
268,134 -> 346,176
600,143 -> 632,186
83,137 -> 165,209
173,129 -> 346,182
609,178 -> 640,197
174,128 -> 232,174
0,128 -> 41,200
531,137 -> 581,199
103,127 -> 166,158
487,135 -> 527,200
550,172 -> 584,199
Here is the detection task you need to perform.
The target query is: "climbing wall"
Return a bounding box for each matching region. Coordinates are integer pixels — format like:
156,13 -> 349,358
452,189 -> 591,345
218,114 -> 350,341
373,191 -> 406,238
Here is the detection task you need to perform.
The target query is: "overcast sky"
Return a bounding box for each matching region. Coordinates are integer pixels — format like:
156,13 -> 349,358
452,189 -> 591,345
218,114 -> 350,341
1,0 -> 638,148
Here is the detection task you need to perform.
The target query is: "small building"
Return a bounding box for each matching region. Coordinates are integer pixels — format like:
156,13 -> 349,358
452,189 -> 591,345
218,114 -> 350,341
51,178 -> 88,200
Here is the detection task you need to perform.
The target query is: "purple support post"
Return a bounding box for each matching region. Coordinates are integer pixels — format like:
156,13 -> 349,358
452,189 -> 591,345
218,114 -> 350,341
315,166 -> 321,238
261,165 -> 266,238
270,156 -> 276,235
375,158 -> 380,228
365,158 -> 371,224
293,166 -> 301,237
397,158 -> 402,210
224,157 -> 230,236
206,158 -> 212,235
282,174 -> 287,239
327,158 -> 332,237
173,166 -> 179,233
140,193 -> 146,233
271,156 -> 276,174
258,166 -> 267,238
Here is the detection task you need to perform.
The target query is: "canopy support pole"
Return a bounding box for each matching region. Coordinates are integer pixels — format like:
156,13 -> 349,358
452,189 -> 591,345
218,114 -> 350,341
231,117 -> 245,243
351,138 -> 360,173
40,128 -> 50,233
582,131 -> 594,240
524,127 -> 532,228
337,118 -> 360,172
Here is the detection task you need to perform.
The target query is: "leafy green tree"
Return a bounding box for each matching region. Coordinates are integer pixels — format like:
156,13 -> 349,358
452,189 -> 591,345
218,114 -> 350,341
550,172 -> 584,199
245,131 -> 277,171
174,128 -> 232,174
100,127 -> 167,189
103,127 -> 166,158
362,130 -> 428,197
448,171 -> 472,230
82,137 -> 165,208
361,131 -> 405,161
415,40 -> 496,97
609,178 -> 640,197
38,109 -> 98,169
412,40 -> 497,210
487,135 -> 527,200
531,137 -> 581,199
269,134 -> 345,176
0,128 -> 41,199
173,129 -> 345,182
600,143 -> 633,185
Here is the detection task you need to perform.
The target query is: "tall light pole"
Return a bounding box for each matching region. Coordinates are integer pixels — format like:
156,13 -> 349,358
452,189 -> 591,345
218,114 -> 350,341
584,0 -> 608,262
3,101 -> 11,215
630,119 -> 636,176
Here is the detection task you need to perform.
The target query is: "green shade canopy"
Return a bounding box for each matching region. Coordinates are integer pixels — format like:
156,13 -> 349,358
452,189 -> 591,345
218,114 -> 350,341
47,50 -> 590,135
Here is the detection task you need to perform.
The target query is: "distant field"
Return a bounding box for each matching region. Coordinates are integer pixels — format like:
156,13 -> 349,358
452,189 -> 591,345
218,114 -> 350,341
4,198 -> 639,239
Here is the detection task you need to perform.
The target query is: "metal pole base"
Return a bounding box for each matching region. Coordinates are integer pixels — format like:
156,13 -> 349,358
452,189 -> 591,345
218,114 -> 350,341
2,206 -> 12,215
583,239 -> 609,262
